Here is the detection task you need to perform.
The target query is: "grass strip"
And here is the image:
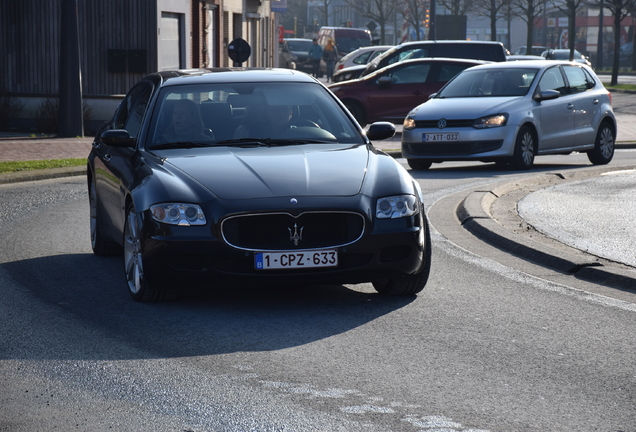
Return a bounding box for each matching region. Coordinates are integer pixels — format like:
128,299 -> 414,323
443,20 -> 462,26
603,83 -> 636,91
0,158 -> 86,174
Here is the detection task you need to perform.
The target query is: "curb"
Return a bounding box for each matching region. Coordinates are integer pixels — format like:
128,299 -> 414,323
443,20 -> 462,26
456,167 -> 636,292
0,166 -> 86,185
378,141 -> 636,159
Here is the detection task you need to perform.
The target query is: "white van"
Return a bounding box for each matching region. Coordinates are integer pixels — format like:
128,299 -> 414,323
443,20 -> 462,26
316,27 -> 372,75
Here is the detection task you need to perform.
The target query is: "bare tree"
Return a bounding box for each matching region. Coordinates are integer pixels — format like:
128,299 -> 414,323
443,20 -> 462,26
592,0 -> 636,84
401,0 -> 428,41
343,0 -> 399,44
472,0 -> 511,41
278,0 -> 309,36
551,0 -> 585,60
437,0 -> 472,15
314,0 -> 336,26
511,0 -> 544,52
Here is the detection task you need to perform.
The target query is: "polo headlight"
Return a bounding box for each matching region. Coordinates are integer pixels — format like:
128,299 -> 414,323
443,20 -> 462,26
376,195 -> 419,219
473,113 -> 508,129
150,203 -> 206,226
403,116 -> 416,130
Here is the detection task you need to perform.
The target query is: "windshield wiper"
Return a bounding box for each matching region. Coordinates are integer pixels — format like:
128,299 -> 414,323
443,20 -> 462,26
217,138 -> 330,147
150,141 -> 218,150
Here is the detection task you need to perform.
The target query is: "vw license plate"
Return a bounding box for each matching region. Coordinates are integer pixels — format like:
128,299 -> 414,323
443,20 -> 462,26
423,132 -> 459,142
255,250 -> 338,270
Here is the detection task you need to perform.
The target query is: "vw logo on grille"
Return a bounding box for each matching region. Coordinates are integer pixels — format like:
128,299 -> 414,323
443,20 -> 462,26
437,118 -> 447,129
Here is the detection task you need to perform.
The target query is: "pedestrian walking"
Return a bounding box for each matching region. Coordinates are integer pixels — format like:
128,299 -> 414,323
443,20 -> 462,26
322,39 -> 338,83
308,38 -> 323,78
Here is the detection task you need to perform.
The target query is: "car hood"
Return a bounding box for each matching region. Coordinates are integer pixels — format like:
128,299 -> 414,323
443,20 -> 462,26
410,97 -> 523,119
163,144 -> 369,200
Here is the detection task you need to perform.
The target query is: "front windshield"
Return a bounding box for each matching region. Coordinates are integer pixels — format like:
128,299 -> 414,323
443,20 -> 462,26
437,67 -> 538,98
337,37 -> 371,54
288,40 -> 313,52
146,81 -> 364,149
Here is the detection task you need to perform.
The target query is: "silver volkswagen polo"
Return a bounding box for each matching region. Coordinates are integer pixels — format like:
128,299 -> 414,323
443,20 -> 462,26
401,60 -> 616,170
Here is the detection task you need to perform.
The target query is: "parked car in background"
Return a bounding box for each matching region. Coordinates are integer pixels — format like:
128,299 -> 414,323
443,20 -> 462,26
329,58 -> 489,126
619,42 -> 633,66
507,55 -> 545,61
334,45 -> 392,72
360,40 -> 508,77
332,46 -> 392,83
279,38 -> 314,73
402,61 -> 615,170
513,46 -> 547,56
542,49 -> 591,66
332,65 -> 368,82
88,68 -> 432,301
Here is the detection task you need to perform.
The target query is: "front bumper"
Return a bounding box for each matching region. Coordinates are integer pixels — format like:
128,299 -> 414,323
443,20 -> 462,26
139,211 -> 429,288
401,125 -> 518,161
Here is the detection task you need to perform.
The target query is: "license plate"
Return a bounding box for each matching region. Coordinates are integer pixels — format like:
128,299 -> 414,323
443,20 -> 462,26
255,250 -> 338,270
423,132 -> 459,142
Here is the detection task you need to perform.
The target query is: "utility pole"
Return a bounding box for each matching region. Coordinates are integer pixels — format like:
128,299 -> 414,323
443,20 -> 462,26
58,0 -> 84,137
429,0 -> 436,40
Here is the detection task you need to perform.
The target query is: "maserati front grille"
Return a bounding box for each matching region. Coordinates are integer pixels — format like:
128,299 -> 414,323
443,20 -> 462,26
221,211 -> 365,251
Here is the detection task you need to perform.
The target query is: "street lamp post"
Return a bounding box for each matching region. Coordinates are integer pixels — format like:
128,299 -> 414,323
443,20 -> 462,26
429,0 -> 436,40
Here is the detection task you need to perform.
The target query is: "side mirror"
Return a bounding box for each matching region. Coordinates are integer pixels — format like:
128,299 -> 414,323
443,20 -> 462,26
366,122 -> 396,141
533,89 -> 560,102
100,129 -> 136,147
377,76 -> 393,87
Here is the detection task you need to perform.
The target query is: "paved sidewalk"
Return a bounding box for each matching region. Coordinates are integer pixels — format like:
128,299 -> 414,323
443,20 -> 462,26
0,135 -> 93,162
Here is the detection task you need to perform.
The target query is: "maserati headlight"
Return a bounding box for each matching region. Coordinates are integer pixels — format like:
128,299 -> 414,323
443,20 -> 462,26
150,203 -> 206,226
403,116 -> 416,130
473,113 -> 508,129
376,195 -> 419,219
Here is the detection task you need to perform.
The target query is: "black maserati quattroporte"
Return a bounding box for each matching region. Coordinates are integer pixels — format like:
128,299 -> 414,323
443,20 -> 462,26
88,68 -> 431,301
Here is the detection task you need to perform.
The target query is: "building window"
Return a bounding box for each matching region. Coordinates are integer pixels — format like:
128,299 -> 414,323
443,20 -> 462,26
161,12 -> 183,70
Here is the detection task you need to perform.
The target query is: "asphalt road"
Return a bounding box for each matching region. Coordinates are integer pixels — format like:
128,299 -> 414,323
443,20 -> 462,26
2,151 -> 636,431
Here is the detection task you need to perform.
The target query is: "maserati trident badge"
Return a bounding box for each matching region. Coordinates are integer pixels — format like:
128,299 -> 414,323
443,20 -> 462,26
288,223 -> 303,246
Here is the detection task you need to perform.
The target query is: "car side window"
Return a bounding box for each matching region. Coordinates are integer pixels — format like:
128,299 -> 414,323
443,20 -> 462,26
369,51 -> 383,61
538,67 -> 567,95
396,48 -> 429,63
353,52 -> 372,65
437,63 -> 472,82
386,63 -> 431,84
115,82 -> 153,138
563,65 -> 593,94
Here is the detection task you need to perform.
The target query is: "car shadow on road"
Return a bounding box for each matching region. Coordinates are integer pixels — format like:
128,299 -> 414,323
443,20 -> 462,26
2,253 -> 416,361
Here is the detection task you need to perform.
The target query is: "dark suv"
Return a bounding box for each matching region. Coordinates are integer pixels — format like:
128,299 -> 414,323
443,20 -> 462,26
360,40 -> 507,77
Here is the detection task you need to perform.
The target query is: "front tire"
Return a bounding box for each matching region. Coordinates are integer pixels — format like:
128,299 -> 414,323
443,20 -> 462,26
372,218 -> 432,296
407,159 -> 433,170
123,204 -> 175,302
510,125 -> 535,170
587,121 -> 614,165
